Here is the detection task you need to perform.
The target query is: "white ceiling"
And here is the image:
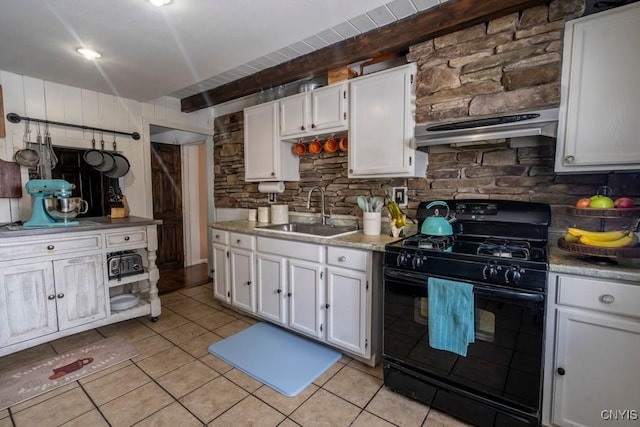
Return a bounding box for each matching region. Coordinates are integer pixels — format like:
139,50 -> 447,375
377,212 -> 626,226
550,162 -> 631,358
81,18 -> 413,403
0,0 -> 447,104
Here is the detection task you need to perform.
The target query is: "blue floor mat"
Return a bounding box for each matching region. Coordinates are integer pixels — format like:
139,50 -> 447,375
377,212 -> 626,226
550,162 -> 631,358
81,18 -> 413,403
208,322 -> 341,397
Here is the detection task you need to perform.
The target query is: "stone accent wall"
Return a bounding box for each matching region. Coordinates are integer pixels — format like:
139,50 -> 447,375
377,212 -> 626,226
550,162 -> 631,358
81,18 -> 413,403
214,0 -> 640,230
214,112 -> 404,217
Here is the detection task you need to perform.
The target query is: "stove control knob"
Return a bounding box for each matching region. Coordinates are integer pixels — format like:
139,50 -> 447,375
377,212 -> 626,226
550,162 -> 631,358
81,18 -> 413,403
397,252 -> 408,267
412,255 -> 423,269
482,264 -> 499,280
505,267 -> 524,284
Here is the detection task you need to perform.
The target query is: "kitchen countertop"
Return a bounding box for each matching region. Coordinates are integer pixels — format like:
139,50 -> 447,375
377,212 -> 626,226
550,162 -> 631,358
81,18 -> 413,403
212,221 -> 640,283
548,244 -> 640,283
0,216 -> 161,238
210,220 -> 407,252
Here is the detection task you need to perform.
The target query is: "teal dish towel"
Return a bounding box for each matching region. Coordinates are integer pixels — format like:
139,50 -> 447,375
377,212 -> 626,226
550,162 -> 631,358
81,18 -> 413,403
427,277 -> 475,356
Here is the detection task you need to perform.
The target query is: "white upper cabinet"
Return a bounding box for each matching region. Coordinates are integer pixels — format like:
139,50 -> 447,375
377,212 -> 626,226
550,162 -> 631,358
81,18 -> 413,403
555,2 -> 640,172
348,63 -> 427,178
280,83 -> 348,139
244,101 -> 299,182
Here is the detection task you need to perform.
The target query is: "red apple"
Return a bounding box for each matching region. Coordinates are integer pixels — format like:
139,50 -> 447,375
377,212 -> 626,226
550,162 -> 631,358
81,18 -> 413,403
575,198 -> 591,208
614,197 -> 635,208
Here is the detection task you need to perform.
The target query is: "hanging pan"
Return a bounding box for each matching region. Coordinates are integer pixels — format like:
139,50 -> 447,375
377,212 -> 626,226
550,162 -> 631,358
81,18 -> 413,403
83,131 -> 104,167
93,133 -> 116,172
104,136 -> 130,178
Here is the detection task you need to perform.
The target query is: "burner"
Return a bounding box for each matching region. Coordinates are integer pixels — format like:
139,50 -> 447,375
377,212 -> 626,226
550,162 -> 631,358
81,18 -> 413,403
403,234 -> 455,252
477,238 -> 531,260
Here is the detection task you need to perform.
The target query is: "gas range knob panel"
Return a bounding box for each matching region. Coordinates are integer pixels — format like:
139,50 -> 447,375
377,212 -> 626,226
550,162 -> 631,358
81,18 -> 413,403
504,266 -> 525,284
397,251 -> 409,267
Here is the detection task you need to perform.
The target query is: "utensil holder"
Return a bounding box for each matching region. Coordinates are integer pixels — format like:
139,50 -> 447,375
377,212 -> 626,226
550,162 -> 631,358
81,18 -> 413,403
111,196 -> 130,219
363,211 -> 381,236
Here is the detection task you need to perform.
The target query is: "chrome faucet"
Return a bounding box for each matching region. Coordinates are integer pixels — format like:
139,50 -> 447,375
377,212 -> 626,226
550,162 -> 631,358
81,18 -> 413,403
306,186 -> 330,225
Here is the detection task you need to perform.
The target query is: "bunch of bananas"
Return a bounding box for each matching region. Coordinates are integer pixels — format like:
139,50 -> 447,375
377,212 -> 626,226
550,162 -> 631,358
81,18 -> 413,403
564,227 -> 639,248
387,200 -> 406,228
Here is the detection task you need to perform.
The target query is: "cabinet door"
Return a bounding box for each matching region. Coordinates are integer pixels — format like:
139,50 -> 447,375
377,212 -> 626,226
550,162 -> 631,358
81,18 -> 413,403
53,255 -> 106,330
555,3 -> 640,172
212,243 -> 229,303
244,101 -> 279,181
280,93 -> 309,138
230,248 -> 255,312
0,262 -> 57,346
326,266 -> 369,356
349,64 -> 417,177
256,253 -> 287,325
288,259 -> 323,339
311,84 -> 347,132
552,308 -> 640,426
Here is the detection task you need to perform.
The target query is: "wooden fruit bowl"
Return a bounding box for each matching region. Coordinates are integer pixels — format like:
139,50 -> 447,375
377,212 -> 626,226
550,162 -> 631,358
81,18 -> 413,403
557,237 -> 640,259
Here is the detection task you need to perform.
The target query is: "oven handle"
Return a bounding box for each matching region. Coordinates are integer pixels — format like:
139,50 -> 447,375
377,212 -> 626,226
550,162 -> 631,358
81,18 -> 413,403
384,268 -> 544,303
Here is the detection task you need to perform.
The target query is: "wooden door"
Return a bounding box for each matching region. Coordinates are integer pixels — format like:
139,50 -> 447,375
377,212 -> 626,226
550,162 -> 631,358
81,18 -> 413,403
151,142 -> 184,269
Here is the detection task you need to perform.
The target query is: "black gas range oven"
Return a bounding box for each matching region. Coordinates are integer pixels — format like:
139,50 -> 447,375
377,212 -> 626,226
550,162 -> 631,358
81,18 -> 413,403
383,200 -> 550,426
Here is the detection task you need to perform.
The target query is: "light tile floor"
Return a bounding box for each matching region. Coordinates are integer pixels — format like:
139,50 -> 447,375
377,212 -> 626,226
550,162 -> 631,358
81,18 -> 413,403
0,284 -> 471,427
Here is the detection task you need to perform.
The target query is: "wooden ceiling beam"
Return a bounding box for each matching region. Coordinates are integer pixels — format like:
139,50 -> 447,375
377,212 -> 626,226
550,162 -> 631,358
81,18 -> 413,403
181,0 -> 547,112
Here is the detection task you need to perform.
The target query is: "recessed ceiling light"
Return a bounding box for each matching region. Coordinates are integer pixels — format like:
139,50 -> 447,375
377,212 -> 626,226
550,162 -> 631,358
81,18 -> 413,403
76,48 -> 102,60
148,0 -> 171,6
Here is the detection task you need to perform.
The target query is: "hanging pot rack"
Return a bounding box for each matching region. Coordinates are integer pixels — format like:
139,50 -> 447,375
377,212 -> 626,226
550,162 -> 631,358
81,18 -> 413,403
5,112 -> 140,140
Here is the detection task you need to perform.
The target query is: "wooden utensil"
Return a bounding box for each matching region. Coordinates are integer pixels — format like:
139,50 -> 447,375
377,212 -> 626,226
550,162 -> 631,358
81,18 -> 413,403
0,159 -> 23,198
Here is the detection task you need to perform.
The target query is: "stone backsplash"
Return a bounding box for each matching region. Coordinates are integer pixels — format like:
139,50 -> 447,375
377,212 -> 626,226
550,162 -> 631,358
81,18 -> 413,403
214,0 -> 640,231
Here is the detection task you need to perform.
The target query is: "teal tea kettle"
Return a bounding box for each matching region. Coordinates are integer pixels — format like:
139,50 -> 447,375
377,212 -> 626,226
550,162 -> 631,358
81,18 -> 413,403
421,201 -> 455,236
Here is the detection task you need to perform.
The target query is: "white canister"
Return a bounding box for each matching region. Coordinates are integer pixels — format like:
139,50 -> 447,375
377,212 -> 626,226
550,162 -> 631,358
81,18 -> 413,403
270,205 -> 289,224
363,211 -> 382,236
258,207 -> 270,223
248,209 -> 257,222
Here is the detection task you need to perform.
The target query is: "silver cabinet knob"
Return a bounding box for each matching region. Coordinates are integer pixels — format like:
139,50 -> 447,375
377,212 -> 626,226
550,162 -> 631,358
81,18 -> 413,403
124,236 -> 130,241
47,245 -> 55,250
57,293 -> 64,299
599,294 -> 615,304
338,256 -> 347,262
48,295 -> 55,300
564,155 -> 575,163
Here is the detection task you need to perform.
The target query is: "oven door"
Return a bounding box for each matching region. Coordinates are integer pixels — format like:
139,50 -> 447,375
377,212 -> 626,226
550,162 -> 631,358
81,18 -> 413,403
383,267 -> 545,426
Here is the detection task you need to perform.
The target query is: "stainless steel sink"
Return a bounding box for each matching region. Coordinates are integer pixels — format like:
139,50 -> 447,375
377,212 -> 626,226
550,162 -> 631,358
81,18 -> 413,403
257,222 -> 358,238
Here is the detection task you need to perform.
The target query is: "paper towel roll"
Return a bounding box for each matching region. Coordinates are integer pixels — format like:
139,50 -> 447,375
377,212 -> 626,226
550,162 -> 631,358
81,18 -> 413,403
258,181 -> 285,193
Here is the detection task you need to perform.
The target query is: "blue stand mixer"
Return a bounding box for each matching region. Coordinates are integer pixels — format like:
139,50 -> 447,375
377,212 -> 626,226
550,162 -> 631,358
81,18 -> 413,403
24,179 -> 84,228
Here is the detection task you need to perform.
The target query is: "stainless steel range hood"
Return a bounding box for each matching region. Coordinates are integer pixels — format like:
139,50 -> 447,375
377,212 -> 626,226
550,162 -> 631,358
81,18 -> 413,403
415,108 -> 559,149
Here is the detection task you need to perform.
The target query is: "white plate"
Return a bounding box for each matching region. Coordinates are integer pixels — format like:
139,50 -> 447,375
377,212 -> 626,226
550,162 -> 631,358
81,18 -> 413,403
110,293 -> 139,311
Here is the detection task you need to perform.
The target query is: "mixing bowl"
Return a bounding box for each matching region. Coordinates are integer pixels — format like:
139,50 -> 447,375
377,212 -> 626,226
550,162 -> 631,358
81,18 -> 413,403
46,197 -> 89,221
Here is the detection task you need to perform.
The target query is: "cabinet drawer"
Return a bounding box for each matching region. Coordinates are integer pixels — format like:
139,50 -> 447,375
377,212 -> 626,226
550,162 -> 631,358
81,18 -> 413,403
557,275 -> 640,318
211,229 -> 229,245
257,237 -> 323,262
327,246 -> 369,272
0,234 -> 102,260
105,229 -> 147,248
230,233 -> 255,250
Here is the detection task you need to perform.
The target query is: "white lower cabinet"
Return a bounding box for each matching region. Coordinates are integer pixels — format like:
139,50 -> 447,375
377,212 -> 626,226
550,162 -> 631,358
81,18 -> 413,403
0,255 -> 105,348
0,261 -> 57,346
256,253 -> 287,324
229,233 -> 256,313
230,248 -> 255,312
211,230 -> 230,303
0,223 -> 161,356
326,266 -> 368,356
544,273 -> 640,426
53,255 -> 106,330
289,258 -> 324,339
